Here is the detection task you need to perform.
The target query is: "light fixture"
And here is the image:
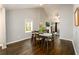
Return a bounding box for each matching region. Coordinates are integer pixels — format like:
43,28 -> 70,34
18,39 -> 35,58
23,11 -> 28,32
40,4 -> 43,6
53,16 -> 60,23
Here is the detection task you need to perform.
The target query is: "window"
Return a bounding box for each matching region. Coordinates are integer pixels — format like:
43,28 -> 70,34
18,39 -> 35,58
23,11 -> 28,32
25,21 -> 33,32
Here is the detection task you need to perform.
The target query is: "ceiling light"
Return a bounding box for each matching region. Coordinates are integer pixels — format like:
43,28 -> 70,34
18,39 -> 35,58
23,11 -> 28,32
40,4 -> 43,6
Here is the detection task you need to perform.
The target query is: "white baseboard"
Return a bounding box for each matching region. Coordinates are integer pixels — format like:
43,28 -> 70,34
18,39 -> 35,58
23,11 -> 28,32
60,38 -> 77,55
0,44 -> 7,49
2,45 -> 7,49
71,40 -> 77,55
59,37 -> 72,41
7,37 -> 31,45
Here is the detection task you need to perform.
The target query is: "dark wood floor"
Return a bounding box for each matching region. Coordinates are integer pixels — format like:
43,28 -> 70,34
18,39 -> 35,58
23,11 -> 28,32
0,39 -> 75,55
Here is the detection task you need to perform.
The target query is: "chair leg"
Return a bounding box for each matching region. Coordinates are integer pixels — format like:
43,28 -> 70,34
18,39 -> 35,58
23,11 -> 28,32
32,37 -> 36,46
40,40 -> 43,47
38,41 -> 41,48
46,41 -> 49,54
43,40 -> 46,51
50,41 -> 53,49
41,39 -> 44,48
47,41 -> 48,51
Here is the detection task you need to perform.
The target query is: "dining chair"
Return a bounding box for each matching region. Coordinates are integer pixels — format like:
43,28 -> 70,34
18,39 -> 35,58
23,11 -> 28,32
31,33 -> 36,46
31,31 -> 39,46
35,34 -> 43,48
43,33 -> 54,52
44,37 -> 54,50
31,31 -> 43,47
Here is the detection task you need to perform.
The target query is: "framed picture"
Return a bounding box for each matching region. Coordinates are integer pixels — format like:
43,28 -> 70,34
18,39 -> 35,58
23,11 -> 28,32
74,8 -> 79,26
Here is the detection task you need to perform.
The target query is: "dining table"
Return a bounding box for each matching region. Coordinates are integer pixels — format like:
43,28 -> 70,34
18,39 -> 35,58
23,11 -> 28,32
39,33 -> 52,38
32,32 -> 54,49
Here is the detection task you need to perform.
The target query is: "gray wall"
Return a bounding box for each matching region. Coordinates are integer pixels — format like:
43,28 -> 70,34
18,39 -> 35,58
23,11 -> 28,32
6,8 -> 46,44
59,5 -> 73,40
0,9 -> 2,45
43,4 -> 73,40
73,5 -> 79,55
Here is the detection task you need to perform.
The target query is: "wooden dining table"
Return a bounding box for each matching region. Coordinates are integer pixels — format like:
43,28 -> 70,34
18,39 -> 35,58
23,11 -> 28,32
39,33 -> 52,38
32,32 -> 53,40
32,32 -> 53,43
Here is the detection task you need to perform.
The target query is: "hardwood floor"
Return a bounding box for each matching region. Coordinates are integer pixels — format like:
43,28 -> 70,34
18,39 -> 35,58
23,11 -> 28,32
0,39 -> 75,55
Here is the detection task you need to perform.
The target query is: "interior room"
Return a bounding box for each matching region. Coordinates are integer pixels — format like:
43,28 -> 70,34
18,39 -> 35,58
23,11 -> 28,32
0,4 -> 79,55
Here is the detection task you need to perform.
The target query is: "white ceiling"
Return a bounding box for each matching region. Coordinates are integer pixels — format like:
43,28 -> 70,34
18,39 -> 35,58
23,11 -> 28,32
3,4 -> 41,10
3,4 -> 66,10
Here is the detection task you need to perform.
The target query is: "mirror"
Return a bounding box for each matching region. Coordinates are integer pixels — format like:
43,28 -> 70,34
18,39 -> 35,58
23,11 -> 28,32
75,8 -> 79,26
